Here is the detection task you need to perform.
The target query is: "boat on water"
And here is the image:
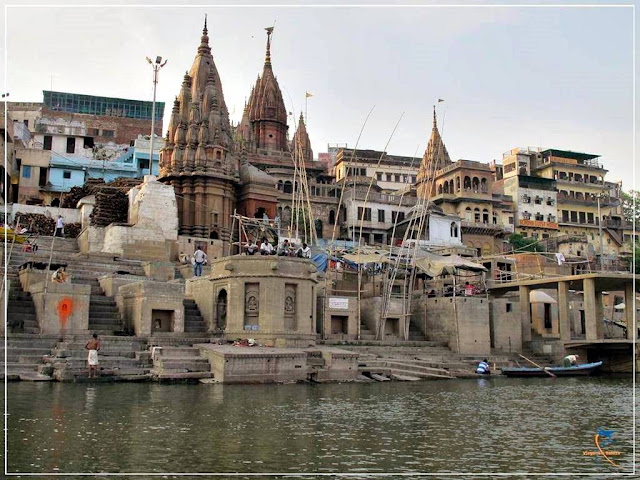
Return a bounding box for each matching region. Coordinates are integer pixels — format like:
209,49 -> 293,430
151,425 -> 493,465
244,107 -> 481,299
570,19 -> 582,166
500,361 -> 603,378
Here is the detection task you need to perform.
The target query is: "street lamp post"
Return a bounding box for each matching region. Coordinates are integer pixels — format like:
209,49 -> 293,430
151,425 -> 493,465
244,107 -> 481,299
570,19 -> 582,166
146,56 -> 167,177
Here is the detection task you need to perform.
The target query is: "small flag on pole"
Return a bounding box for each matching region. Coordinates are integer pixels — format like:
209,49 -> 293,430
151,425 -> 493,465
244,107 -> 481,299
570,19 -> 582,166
306,92 -> 313,98
438,98 -> 444,103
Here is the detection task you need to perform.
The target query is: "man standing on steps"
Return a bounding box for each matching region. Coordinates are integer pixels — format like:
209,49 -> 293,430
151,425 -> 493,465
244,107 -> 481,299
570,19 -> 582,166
55,215 -> 64,237
193,245 -> 207,277
85,334 -> 101,378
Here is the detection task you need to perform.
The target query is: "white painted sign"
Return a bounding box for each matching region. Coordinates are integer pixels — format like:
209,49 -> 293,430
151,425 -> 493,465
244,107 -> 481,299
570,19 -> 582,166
329,297 -> 349,310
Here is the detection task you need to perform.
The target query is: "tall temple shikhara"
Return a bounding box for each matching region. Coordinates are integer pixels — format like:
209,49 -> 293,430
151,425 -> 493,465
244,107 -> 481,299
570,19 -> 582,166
159,17 -> 239,240
159,19 -> 316,241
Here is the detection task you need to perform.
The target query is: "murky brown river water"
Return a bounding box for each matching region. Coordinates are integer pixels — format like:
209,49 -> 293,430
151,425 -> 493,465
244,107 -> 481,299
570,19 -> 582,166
5,377 -> 635,477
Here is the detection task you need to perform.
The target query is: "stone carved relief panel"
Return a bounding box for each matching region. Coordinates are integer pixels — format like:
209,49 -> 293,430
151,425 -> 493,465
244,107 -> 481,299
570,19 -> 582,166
244,282 -> 260,330
284,283 -> 297,331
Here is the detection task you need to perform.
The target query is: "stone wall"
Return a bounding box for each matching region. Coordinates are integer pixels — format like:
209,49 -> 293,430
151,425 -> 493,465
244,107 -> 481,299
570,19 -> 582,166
425,296 -> 490,355
489,293 -> 522,353
117,281 -> 185,336
29,281 -> 91,334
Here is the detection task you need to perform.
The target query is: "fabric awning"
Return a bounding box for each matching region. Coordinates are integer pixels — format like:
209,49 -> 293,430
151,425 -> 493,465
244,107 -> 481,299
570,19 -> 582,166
342,252 -> 389,264
530,290 -> 557,304
413,251 -> 487,277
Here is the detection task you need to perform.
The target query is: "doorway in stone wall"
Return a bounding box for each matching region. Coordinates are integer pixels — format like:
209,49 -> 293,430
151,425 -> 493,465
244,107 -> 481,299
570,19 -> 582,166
152,310 -> 174,333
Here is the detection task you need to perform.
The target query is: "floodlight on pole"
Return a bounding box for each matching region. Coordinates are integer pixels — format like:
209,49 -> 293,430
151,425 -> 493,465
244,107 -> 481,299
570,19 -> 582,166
146,55 -> 167,177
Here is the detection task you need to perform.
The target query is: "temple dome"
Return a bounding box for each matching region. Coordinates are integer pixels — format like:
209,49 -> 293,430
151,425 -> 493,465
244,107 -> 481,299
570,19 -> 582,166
239,161 -> 277,187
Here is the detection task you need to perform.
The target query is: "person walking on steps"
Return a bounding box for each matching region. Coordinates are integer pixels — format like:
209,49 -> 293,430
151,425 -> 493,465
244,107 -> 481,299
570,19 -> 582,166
55,215 -> 64,237
85,334 -> 101,378
193,246 -> 207,277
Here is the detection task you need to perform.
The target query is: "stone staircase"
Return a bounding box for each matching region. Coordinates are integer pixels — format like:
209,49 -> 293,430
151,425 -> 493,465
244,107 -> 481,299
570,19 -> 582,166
89,295 -> 125,334
6,274 -> 39,334
337,342 -> 522,380
359,321 -> 376,340
45,336 -> 152,381
150,346 -> 213,381
183,299 -> 207,333
0,335 -> 59,380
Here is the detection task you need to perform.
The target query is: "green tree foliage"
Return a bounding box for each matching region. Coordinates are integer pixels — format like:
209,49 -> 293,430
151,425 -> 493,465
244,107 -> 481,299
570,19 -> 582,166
620,190 -> 640,226
508,233 -> 544,253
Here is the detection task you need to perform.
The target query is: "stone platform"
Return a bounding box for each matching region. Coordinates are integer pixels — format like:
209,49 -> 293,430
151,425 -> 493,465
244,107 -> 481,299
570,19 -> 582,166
196,344 -> 359,384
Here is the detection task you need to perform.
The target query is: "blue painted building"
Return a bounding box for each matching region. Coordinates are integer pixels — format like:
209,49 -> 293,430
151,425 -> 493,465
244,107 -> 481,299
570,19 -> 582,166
47,145 -> 160,193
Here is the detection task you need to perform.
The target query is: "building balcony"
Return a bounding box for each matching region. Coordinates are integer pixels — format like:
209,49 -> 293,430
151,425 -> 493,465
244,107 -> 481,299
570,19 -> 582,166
555,177 -> 606,186
461,220 -> 513,235
557,192 -> 618,207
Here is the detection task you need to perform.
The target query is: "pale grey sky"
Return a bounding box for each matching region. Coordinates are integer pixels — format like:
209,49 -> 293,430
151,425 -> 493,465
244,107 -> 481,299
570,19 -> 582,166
3,1 -> 636,188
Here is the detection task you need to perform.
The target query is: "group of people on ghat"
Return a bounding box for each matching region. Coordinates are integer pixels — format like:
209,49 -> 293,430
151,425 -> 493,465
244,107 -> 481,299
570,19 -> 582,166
243,237 -> 311,258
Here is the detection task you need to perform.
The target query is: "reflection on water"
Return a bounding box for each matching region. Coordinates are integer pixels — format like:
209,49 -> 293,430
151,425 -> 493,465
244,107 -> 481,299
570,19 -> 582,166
7,377 -> 635,476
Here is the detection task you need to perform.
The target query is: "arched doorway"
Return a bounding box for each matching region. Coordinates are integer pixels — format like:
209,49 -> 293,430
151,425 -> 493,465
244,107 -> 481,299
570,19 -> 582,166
216,289 -> 228,330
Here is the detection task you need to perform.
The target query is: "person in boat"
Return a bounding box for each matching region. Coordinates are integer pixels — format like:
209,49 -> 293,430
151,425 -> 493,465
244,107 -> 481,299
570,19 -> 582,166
476,358 -> 491,375
563,354 -> 579,368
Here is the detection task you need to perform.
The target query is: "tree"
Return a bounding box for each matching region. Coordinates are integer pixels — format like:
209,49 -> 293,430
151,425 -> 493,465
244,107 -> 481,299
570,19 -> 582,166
620,190 -> 640,226
508,233 -> 544,253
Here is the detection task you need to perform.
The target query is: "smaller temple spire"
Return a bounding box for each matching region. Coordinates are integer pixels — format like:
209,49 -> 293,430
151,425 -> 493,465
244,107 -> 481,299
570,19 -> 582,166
432,105 -> 437,128
264,26 -> 274,66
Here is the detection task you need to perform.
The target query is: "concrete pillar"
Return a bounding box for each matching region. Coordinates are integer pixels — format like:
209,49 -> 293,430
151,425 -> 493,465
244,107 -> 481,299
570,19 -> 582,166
583,278 -> 603,340
520,286 -> 532,342
557,281 -> 571,341
624,282 -> 634,340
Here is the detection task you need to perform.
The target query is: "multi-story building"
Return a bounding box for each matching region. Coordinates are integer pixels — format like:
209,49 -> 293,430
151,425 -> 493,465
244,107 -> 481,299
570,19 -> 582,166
503,147 -> 624,257
0,106 -> 29,204
334,148 -> 420,193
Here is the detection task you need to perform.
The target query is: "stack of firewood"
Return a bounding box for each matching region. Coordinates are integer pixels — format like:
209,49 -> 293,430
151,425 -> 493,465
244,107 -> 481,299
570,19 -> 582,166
90,189 -> 129,226
14,213 -> 55,236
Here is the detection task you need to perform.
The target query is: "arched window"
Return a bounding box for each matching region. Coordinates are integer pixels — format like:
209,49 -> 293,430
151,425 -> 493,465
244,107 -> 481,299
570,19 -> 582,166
492,213 -> 498,225
449,179 -> 454,193
443,182 -> 449,193
456,177 -> 461,191
329,210 -> 336,225
465,207 -> 472,221
472,177 -> 480,192
283,181 -> 292,194
474,208 -> 481,223
277,180 -> 283,191
480,178 -> 488,192
450,221 -> 458,238
482,208 -> 489,224
464,176 -> 471,190
438,184 -> 443,194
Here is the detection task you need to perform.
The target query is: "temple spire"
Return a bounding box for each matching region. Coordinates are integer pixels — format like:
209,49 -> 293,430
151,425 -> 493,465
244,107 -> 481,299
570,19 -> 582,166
433,105 -> 437,128
264,26 -> 274,66
198,14 -> 211,54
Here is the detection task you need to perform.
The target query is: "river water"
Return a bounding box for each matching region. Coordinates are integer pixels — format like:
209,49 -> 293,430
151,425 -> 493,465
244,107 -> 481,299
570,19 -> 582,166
6,377 -> 635,477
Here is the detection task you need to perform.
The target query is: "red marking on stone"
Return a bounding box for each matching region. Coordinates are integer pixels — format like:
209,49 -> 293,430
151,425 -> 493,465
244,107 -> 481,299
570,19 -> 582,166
57,297 -> 73,328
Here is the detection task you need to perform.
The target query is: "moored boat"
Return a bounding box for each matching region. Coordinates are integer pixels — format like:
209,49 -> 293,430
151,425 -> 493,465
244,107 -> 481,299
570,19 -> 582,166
501,361 -> 603,378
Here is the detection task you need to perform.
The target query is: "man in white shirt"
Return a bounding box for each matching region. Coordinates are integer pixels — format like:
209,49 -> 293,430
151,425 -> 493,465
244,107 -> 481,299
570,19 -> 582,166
260,238 -> 273,256
297,242 -> 311,259
193,246 -> 207,277
55,216 -> 64,237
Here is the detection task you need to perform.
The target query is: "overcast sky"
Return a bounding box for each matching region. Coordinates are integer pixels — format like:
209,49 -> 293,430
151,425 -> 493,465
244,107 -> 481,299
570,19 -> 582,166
3,1 -> 635,188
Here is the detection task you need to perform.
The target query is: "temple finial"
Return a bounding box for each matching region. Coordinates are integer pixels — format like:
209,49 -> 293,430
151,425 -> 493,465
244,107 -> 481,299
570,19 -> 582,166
204,14 -> 208,35
433,105 -> 437,128
265,26 -> 274,66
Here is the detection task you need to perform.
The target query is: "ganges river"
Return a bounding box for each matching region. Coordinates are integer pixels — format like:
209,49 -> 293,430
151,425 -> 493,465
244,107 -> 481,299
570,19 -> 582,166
6,377 -> 635,477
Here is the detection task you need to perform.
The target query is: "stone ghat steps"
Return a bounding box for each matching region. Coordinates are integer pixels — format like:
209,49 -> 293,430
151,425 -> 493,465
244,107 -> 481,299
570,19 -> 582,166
89,295 -> 123,333
359,359 -> 454,378
358,365 -> 454,380
319,340 -> 448,348
16,237 -> 80,252
151,346 -> 213,381
184,300 -> 207,333
147,336 -> 218,346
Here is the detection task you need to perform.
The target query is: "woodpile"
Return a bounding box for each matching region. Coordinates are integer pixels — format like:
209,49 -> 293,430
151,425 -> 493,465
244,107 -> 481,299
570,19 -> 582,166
14,213 -> 55,236
90,189 -> 129,227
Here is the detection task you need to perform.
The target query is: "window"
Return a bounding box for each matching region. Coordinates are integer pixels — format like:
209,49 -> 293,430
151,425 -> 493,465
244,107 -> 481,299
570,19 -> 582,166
66,137 -> 75,154
411,176 -> 417,183
83,137 -> 94,149
358,207 -> 371,221
397,212 -> 405,222
378,209 -> 385,222
23,120 -> 28,128
542,233 -> 550,239
508,217 -> 514,224
43,136 -> 52,151
63,171 -> 71,179
22,165 -> 31,178
102,129 -> 115,138
386,173 -> 392,182
360,168 -> 366,176
450,222 -> 458,238
506,303 -> 512,313
394,174 -> 401,182
38,167 -> 48,187
587,212 -> 594,224
376,172 -> 383,181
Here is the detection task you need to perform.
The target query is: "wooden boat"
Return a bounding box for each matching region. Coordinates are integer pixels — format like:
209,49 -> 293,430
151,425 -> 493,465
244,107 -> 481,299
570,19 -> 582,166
500,361 -> 603,378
